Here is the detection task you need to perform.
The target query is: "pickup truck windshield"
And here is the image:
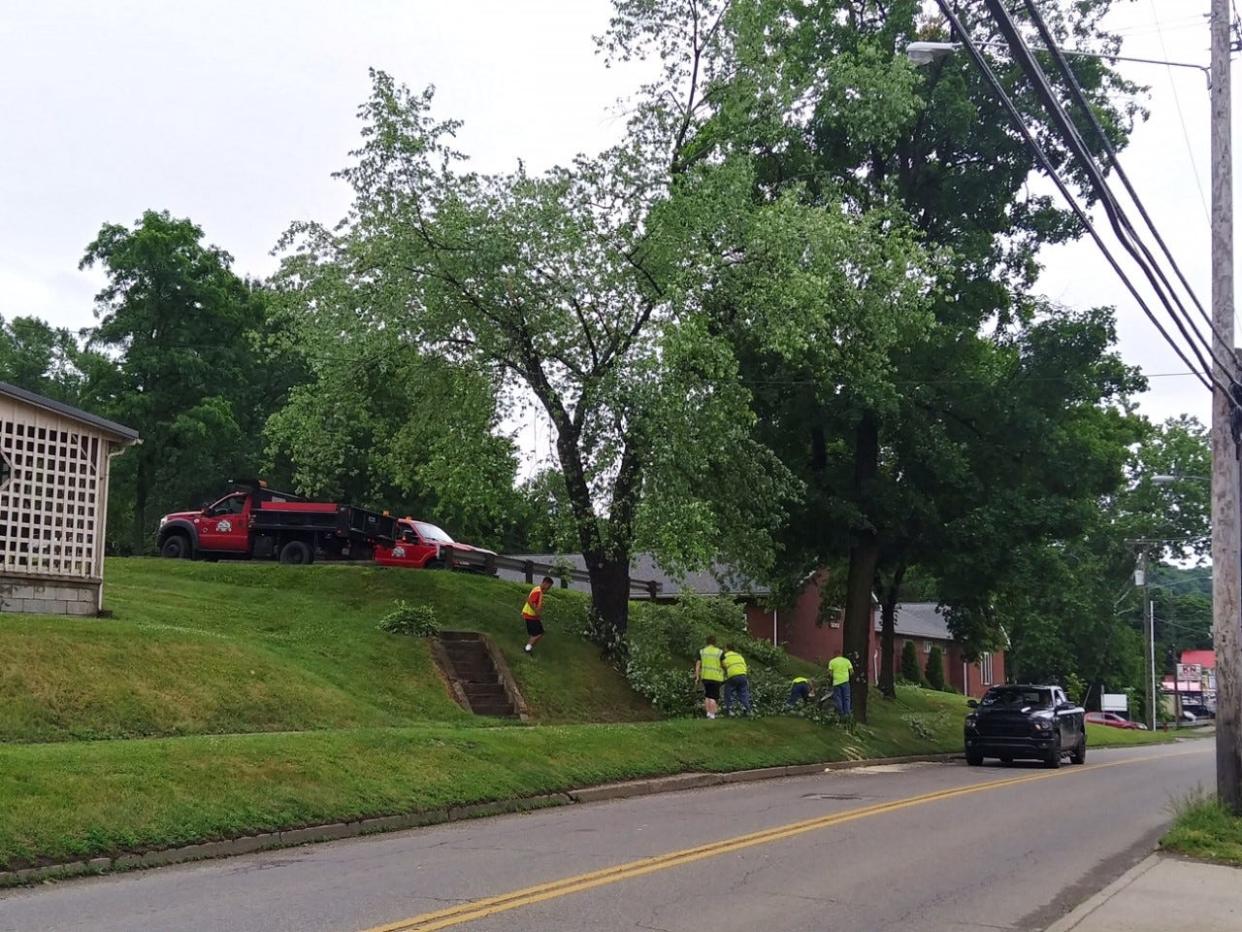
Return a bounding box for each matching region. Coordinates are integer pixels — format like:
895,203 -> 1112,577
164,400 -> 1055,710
413,521 -> 454,544
981,687 -> 1052,709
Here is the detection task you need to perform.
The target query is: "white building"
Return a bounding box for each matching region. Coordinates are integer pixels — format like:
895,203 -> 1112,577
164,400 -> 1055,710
0,382 -> 138,615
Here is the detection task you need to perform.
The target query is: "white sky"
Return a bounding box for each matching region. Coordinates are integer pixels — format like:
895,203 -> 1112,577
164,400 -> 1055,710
0,0 -> 1228,467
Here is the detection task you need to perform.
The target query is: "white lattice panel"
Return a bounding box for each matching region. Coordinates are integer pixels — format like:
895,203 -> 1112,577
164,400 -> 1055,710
0,401 -> 106,580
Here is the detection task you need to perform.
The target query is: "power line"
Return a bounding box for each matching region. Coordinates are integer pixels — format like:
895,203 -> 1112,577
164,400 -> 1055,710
932,1 -> 1213,393
1014,0 -> 1229,369
982,0 -> 1241,395
1147,0 -> 1211,223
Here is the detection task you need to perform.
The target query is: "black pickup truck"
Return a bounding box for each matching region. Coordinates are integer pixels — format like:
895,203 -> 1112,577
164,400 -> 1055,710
964,684 -> 1086,768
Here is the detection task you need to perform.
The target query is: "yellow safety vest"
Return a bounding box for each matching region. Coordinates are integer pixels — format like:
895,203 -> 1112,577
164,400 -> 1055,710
722,650 -> 748,679
827,656 -> 853,687
699,646 -> 725,682
521,587 -> 542,619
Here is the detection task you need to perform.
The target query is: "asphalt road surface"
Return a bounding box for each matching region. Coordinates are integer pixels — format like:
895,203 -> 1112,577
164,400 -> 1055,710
0,742 -> 1213,932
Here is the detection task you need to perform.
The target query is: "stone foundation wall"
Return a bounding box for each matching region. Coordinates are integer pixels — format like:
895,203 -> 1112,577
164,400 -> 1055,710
0,577 -> 100,616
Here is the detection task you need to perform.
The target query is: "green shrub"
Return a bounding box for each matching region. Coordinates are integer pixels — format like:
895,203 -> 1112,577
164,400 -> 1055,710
624,596 -> 796,717
925,646 -> 946,691
378,601 -> 440,637
900,640 -> 923,684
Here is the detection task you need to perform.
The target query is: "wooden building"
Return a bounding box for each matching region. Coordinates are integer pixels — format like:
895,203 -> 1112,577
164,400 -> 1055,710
0,382 -> 138,615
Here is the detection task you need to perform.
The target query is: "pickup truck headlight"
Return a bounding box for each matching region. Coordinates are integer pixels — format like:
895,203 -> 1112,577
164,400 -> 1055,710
159,515 -> 167,528
1033,718 -> 1053,731
965,713 -> 978,729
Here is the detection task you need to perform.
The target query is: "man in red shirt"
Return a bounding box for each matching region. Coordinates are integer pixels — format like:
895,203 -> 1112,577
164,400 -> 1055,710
522,576 -> 554,654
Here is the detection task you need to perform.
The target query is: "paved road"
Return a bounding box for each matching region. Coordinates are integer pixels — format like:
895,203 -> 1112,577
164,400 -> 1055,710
0,742 -> 1213,932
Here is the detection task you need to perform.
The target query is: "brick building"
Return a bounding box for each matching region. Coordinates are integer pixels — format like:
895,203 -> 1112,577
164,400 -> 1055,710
0,382 -> 138,615
743,576 -> 1005,698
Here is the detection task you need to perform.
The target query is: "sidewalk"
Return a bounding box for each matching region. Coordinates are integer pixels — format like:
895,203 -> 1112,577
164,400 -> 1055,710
1046,853 -> 1241,931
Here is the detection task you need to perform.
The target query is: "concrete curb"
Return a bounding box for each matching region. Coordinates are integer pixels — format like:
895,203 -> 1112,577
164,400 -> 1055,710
0,751 -> 958,888
1042,853 -> 1162,932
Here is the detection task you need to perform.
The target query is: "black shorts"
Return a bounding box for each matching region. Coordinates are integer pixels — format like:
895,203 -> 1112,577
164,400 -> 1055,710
525,618 -> 544,637
703,680 -> 722,700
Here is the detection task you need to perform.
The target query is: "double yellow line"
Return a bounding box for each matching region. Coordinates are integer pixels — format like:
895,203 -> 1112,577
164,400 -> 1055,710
364,748 -> 1206,932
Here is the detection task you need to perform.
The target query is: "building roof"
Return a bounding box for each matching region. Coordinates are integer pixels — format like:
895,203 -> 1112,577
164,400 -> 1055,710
875,602 -> 953,641
0,382 -> 139,442
1180,649 -> 1215,669
501,552 -> 770,599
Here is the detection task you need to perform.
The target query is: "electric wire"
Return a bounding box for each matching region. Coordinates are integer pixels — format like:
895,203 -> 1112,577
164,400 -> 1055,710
931,0 -> 1213,392
1147,0 -> 1211,223
981,0 -> 1240,395
1013,0 -> 1236,389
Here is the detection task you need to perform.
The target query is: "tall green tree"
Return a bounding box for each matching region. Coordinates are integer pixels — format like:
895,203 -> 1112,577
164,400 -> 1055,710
998,417 -> 1212,704
604,0 -> 1140,718
0,315 -> 99,403
262,289 -> 524,546
276,67 -> 936,639
81,210 -> 265,552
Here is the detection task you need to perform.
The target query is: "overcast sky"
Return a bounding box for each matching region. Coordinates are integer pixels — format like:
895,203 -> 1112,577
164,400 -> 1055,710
0,1 -> 1227,465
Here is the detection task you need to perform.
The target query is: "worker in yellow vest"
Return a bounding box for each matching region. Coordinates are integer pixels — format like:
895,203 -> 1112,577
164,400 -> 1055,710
784,675 -> 814,709
720,643 -> 753,715
522,576 -> 554,654
694,635 -> 726,719
827,651 -> 854,717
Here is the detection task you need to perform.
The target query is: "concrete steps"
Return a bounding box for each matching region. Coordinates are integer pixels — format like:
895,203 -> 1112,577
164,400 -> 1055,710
434,632 -> 518,719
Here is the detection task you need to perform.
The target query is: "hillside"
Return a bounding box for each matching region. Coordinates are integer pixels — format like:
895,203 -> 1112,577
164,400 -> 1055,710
0,558 -> 654,743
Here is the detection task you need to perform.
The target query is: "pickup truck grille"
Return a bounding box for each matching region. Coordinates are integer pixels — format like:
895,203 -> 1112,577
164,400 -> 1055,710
976,713 -> 1031,738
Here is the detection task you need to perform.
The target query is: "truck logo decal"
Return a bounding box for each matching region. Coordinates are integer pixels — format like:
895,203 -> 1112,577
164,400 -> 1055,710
218,520 -> 233,533
392,546 -> 406,559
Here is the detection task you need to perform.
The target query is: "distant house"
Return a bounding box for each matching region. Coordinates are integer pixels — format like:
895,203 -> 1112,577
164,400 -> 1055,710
0,382 -> 138,615
741,575 -> 1005,698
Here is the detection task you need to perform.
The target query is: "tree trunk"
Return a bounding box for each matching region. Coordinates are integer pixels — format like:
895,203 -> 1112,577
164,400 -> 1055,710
842,413 -> 880,722
586,551 -> 632,641
878,564 -> 906,700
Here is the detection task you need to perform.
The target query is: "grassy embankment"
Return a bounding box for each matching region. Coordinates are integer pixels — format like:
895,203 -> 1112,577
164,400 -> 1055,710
0,558 -> 1165,871
1163,793 -> 1242,866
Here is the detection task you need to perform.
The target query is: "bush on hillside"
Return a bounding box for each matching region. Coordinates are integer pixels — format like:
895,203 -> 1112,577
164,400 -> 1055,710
623,598 -> 799,717
900,640 -> 923,684
378,601 -> 440,637
925,646 -> 946,691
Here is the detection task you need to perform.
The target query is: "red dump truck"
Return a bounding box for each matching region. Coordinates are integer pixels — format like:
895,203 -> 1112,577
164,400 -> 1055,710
157,481 -> 398,564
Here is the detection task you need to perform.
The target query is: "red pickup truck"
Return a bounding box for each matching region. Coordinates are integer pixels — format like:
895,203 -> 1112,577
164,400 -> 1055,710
158,482 -> 398,564
373,517 -> 496,571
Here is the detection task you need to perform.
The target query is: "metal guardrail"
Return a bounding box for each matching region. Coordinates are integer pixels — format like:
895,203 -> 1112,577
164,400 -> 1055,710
439,546 -> 663,598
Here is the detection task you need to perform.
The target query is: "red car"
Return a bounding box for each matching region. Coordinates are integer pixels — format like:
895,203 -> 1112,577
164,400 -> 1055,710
373,518 -> 496,571
1085,711 -> 1147,730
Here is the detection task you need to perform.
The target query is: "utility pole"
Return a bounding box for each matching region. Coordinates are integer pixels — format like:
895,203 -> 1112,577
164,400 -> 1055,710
1210,0 -> 1242,813
1149,596 -> 1158,730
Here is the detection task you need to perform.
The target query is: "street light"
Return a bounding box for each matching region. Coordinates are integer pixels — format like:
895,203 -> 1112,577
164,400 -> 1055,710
1153,474 -> 1211,485
904,40 -> 1211,86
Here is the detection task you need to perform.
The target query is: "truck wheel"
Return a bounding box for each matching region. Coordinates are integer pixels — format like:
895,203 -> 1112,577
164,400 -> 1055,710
965,750 -> 983,766
1070,734 -> 1087,765
160,535 -> 191,559
1045,734 -> 1063,769
279,540 -> 314,565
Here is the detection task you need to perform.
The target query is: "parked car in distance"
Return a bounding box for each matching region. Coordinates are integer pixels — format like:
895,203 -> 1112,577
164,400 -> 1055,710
1181,704 -> 1215,720
373,518 -> 496,572
1085,711 -> 1147,730
964,684 -> 1087,768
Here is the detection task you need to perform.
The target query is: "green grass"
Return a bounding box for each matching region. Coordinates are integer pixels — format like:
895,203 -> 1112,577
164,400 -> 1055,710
0,557 -> 977,870
0,685 -> 966,870
1162,792 -> 1242,865
0,559 -> 651,742
1086,723 -> 1178,748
